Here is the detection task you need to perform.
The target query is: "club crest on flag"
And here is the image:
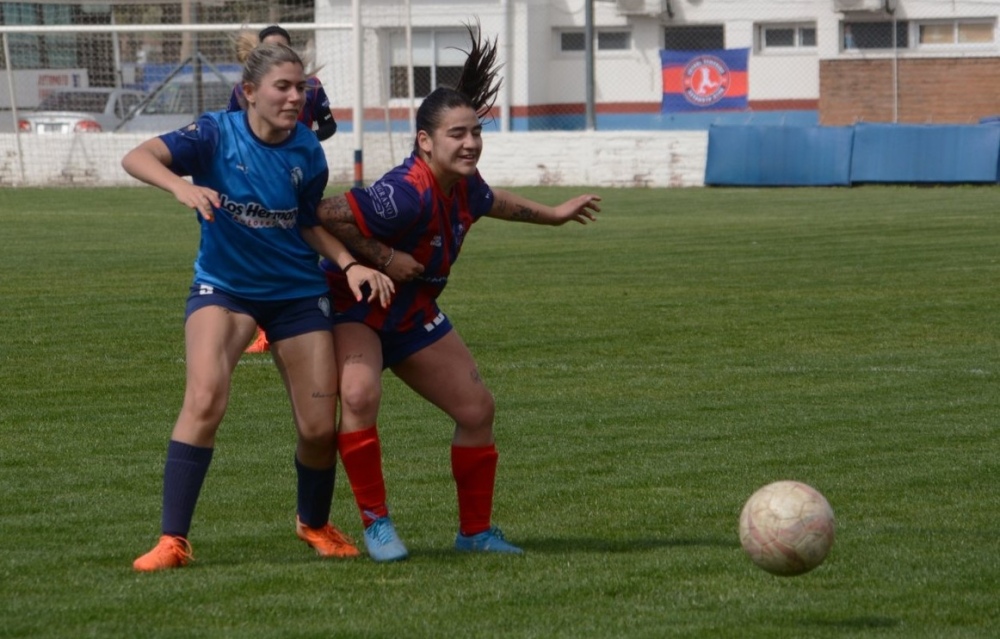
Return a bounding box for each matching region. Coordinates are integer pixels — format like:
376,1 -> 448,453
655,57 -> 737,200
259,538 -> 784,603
660,48 -> 749,113
682,56 -> 730,106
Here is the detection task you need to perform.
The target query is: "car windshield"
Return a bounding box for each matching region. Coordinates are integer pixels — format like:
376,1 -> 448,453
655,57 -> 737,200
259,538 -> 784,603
142,83 -> 233,115
37,91 -> 109,112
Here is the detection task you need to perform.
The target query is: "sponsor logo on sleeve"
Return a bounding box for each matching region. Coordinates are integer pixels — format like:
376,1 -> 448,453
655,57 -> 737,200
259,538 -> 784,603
367,181 -> 398,219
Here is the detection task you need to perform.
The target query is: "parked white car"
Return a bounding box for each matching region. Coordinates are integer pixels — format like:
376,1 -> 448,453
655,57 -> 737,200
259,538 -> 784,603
17,77 -> 238,135
18,87 -> 147,134
117,79 -> 236,134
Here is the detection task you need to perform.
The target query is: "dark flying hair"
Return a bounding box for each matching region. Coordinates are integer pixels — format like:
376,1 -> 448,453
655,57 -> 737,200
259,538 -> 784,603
258,25 -> 292,44
413,20 -> 502,152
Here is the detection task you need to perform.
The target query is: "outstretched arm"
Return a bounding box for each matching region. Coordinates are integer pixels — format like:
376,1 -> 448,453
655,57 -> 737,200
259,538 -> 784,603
315,194 -> 424,282
121,137 -> 220,222
489,189 -> 600,226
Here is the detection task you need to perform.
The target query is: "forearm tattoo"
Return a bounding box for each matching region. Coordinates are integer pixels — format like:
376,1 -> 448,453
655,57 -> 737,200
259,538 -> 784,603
495,198 -> 541,222
316,196 -> 392,266
316,196 -> 355,225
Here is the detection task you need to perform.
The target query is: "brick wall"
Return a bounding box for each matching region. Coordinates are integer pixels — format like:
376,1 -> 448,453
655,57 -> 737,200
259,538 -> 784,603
820,58 -> 1000,125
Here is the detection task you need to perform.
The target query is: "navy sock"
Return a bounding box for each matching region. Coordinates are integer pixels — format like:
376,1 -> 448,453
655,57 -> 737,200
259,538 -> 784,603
295,457 -> 336,529
161,440 -> 213,538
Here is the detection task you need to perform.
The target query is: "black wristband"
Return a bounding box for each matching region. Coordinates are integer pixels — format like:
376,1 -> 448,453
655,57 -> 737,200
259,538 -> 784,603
342,261 -> 359,274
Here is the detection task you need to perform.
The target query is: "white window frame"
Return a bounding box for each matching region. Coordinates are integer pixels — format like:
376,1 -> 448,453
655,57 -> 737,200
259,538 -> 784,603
554,28 -> 633,57
386,27 -> 470,101
914,19 -> 995,50
757,23 -> 817,53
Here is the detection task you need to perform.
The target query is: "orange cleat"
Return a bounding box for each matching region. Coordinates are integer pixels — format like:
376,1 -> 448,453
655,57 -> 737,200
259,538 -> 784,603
296,517 -> 360,558
244,327 -> 270,354
133,535 -> 194,572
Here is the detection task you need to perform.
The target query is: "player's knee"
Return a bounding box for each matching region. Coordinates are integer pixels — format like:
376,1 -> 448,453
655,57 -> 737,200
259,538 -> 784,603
339,378 -> 382,419
181,386 -> 228,425
297,424 -> 336,450
455,391 -> 495,432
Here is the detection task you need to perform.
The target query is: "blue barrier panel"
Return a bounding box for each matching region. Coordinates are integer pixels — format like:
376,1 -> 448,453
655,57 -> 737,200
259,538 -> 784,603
850,123 -> 1000,183
705,125 -> 854,186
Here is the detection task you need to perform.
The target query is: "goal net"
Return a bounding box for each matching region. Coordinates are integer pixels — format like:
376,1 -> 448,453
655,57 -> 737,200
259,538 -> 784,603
0,1 -> 419,187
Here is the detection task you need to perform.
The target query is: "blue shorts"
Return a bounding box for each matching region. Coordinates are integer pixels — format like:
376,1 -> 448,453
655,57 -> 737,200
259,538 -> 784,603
333,310 -> 452,369
185,283 -> 333,342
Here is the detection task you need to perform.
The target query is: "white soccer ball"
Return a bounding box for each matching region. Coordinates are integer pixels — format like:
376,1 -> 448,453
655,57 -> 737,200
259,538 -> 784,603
738,480 -> 835,576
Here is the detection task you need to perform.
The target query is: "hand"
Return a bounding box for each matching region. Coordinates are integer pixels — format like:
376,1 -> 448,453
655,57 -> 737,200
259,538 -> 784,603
346,264 -> 395,308
552,194 -> 601,226
385,249 -> 425,282
173,182 -> 220,222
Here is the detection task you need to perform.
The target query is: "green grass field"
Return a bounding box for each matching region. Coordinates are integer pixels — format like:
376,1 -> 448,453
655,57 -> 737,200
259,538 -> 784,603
1,185 -> 997,638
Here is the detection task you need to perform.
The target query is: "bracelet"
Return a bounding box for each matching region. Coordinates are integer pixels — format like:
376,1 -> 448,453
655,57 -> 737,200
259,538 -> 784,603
342,261 -> 359,274
381,248 -> 395,271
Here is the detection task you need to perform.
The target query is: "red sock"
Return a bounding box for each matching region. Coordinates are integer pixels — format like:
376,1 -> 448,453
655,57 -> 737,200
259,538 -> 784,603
338,425 -> 388,526
451,444 -> 498,536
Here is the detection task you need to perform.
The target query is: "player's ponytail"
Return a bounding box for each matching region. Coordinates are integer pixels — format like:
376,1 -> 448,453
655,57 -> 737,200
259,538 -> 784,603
453,21 -> 501,119
233,28 -> 259,65
413,20 -> 502,152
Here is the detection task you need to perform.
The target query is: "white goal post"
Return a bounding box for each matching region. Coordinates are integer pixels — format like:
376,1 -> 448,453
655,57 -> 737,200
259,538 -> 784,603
0,7 -> 418,187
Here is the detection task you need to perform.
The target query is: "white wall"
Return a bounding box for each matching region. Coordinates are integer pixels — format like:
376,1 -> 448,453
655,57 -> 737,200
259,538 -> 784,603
0,130 -> 708,188
309,0 -> 1000,114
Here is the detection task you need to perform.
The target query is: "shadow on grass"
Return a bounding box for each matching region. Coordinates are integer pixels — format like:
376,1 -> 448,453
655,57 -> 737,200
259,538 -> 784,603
404,534 -> 735,559
523,535 -> 735,554
803,616 -> 900,630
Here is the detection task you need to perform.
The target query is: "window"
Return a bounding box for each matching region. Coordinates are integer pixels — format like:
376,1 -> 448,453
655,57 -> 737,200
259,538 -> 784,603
918,20 -> 995,46
664,25 -> 724,51
388,28 -> 469,99
561,32 -> 586,52
557,30 -> 632,53
597,31 -> 630,51
116,93 -> 144,119
843,21 -> 909,50
759,24 -> 817,51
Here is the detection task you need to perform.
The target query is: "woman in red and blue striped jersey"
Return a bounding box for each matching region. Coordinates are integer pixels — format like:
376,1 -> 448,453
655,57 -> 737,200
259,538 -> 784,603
315,22 -> 601,563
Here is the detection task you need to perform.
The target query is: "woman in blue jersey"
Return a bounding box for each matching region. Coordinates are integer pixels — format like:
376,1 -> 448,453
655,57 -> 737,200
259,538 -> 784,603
314,23 -> 601,562
230,25 -> 337,141
230,25 -> 339,354
122,39 -> 394,571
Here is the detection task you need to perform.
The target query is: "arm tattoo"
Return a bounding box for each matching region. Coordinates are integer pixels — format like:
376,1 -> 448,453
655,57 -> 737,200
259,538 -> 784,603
316,196 -> 355,225
494,198 -> 541,222
316,196 -> 393,266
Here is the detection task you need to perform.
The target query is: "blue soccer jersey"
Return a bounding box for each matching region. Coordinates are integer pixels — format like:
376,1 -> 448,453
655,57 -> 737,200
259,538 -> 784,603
160,110 -> 329,300
323,153 -> 494,333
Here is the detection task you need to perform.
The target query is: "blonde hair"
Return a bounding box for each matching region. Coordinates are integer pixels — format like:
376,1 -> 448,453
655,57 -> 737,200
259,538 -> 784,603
230,29 -> 314,111
233,28 -> 316,73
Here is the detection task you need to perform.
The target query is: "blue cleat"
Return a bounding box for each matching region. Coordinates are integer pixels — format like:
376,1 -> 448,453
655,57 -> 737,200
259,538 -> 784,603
363,515 -> 409,562
455,526 -> 523,554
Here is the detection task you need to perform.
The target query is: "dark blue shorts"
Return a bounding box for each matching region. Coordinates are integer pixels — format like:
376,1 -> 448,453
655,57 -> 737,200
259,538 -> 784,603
185,283 -> 333,342
333,310 -> 452,369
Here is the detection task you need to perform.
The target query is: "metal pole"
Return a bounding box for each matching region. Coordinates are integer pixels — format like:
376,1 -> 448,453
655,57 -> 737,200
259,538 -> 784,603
353,0 -> 364,188
3,34 -> 26,185
891,10 -> 898,123
111,12 -> 123,89
584,0 -> 595,130
406,0 -> 415,136
192,2 -> 203,117
500,0 -> 512,132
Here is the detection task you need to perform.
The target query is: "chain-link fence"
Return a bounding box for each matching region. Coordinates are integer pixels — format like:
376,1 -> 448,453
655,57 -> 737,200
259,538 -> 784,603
3,1 -> 999,133
1,0 -> 998,185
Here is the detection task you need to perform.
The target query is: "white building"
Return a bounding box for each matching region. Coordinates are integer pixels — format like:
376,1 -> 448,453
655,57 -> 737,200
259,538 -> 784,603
315,0 -> 1000,130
